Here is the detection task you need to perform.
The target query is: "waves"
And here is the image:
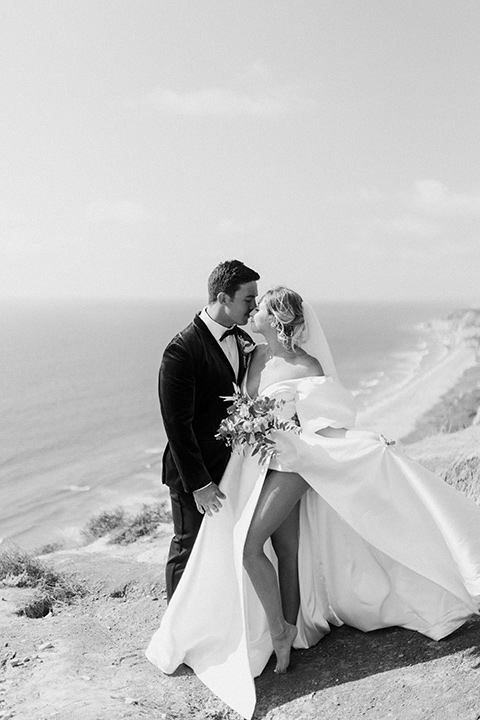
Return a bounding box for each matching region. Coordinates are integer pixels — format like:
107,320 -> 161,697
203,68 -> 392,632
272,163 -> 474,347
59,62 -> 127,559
355,308 -> 480,409
63,484 -> 92,493
356,308 -> 480,440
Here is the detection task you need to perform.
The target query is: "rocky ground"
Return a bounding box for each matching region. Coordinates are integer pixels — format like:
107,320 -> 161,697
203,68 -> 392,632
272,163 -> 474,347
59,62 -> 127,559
2,426 -> 480,720
2,525 -> 480,720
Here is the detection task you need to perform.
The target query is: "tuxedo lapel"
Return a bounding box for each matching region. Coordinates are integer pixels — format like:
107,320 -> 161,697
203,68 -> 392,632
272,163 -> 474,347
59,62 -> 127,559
193,314 -> 236,380
193,314 -> 255,386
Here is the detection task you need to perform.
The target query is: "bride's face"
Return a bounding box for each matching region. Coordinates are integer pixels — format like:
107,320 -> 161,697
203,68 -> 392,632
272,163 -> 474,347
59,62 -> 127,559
250,299 -> 271,335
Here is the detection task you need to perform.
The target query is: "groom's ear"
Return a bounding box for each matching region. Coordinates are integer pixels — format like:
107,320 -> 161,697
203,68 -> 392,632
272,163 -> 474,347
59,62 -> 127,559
217,292 -> 229,306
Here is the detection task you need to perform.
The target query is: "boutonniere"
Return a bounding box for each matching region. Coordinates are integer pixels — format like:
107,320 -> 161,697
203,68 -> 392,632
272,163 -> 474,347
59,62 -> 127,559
237,335 -> 256,355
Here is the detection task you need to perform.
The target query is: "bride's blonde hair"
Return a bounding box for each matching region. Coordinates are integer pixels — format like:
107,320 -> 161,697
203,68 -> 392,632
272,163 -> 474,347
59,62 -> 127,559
263,286 -> 306,351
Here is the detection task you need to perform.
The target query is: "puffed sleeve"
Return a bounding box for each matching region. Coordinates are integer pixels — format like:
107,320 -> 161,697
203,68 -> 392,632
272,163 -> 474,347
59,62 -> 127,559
295,376 -> 357,433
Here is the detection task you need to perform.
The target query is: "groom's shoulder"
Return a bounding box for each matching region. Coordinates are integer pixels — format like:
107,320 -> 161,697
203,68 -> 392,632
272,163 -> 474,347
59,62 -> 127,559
165,314 -> 207,350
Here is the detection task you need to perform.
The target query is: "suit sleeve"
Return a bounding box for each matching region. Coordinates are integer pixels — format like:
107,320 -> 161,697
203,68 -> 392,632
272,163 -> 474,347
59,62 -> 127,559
159,338 -> 213,492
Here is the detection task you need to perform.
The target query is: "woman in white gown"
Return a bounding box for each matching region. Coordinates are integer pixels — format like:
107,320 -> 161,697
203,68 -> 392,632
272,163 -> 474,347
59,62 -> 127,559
147,287 -> 480,720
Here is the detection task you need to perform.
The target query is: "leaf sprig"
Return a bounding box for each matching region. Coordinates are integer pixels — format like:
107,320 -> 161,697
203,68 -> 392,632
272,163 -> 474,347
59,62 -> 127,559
215,384 -> 300,464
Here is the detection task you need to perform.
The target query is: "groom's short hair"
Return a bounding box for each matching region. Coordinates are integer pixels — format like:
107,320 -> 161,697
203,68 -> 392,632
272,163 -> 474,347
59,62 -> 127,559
208,260 -> 260,302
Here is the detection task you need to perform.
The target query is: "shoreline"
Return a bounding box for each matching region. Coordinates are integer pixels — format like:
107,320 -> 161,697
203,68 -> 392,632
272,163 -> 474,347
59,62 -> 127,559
356,339 -> 479,442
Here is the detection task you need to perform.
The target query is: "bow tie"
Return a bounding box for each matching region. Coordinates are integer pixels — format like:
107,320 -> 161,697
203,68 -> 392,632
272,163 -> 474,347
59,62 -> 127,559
220,326 -> 253,343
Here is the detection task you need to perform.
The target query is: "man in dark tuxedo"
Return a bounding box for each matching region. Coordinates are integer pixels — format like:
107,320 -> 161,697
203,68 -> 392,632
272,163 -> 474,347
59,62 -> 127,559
159,259 -> 260,599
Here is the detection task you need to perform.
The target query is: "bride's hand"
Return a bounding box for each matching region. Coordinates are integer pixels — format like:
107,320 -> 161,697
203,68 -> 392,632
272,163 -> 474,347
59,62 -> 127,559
193,483 -> 226,516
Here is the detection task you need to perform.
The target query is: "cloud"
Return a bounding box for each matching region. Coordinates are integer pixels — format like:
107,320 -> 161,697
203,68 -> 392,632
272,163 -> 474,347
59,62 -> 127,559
0,203 -> 29,228
216,218 -> 247,235
330,181 -> 480,220
347,234 -> 471,262
372,213 -> 443,240
414,180 -> 480,217
330,180 -> 480,258
142,64 -> 318,118
215,214 -> 271,238
84,201 -> 159,224
145,87 -> 283,117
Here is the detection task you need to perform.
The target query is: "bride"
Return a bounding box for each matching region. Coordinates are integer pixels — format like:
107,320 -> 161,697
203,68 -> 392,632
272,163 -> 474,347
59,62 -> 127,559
147,287 -> 480,720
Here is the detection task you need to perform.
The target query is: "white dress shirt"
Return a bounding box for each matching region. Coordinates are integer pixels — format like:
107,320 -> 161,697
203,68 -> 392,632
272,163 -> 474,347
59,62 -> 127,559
199,307 -> 239,377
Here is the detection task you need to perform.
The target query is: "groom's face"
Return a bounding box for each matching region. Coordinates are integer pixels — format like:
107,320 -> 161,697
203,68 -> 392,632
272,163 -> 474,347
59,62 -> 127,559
224,281 -> 258,326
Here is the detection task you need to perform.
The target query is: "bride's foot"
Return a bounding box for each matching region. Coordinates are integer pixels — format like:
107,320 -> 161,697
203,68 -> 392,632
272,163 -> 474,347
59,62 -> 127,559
271,622 -> 297,674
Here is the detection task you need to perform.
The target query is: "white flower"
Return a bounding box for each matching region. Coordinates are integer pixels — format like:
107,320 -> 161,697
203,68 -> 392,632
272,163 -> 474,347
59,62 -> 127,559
238,404 -> 251,418
216,385 -> 300,464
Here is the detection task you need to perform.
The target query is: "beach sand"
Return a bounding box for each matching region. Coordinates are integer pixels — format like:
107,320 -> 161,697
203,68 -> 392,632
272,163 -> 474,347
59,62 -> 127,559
357,341 -> 479,442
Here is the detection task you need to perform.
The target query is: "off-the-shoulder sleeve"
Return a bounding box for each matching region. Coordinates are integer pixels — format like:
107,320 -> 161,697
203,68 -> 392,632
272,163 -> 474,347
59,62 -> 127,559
295,376 -> 357,433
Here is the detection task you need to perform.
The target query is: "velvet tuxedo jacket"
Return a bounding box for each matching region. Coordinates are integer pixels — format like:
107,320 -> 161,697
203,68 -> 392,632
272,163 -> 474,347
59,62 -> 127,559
159,314 -> 251,494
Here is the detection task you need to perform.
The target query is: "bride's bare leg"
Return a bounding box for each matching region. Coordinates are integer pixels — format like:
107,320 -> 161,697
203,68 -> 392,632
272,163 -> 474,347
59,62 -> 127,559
243,470 -> 308,673
271,500 -> 301,625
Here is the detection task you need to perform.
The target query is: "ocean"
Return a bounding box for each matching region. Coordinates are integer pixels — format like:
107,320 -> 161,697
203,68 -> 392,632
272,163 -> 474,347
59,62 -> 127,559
0,298 -> 460,551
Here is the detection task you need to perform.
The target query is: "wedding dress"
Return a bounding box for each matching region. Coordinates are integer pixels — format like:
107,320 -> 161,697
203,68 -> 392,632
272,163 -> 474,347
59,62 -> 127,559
147,313 -> 480,720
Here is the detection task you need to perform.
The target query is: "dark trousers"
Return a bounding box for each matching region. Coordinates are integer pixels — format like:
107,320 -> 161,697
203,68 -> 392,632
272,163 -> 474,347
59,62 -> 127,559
165,488 -> 204,601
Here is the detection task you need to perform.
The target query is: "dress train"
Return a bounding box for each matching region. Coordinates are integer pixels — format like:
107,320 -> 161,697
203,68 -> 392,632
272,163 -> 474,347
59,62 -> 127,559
147,377 -> 480,719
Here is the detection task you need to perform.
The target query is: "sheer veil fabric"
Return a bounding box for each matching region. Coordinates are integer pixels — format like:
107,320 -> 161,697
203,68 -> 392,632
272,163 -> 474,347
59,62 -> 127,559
300,300 -> 339,380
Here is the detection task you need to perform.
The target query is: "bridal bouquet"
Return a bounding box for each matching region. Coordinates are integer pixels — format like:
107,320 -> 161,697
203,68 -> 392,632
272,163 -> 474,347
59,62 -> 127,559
215,385 -> 300,463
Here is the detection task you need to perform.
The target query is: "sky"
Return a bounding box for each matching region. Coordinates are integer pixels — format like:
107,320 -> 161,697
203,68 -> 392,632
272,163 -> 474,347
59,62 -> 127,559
1,0 -> 480,303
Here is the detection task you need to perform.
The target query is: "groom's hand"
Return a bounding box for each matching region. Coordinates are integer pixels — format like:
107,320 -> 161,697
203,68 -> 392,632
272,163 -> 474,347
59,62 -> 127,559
193,483 -> 226,516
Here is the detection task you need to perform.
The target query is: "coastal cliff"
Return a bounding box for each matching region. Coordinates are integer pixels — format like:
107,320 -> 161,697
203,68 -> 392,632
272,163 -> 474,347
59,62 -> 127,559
2,310 -> 480,720
357,308 -> 480,442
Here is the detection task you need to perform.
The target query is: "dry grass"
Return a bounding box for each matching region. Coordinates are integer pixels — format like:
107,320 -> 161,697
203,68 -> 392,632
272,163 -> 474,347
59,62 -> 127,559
407,423 -> 480,504
442,453 -> 480,503
403,365 -> 480,443
82,501 -> 172,545
0,545 -> 86,618
33,541 -> 65,555
81,507 -> 127,541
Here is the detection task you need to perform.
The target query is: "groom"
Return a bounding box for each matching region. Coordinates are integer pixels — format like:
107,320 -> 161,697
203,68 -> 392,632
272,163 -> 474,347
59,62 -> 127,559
159,259 -> 260,599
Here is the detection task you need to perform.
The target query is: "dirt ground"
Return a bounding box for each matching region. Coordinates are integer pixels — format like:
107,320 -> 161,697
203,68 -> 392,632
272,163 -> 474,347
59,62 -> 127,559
2,532 -> 480,720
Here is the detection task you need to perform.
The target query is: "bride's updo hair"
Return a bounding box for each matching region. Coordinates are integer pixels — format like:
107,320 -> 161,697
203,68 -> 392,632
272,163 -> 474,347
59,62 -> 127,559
263,286 -> 306,351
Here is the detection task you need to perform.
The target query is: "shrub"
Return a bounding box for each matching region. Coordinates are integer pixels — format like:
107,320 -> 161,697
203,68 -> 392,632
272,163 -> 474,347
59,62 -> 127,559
110,502 -> 172,545
0,545 -> 86,618
81,507 -> 127,541
81,502 -> 172,546
33,541 -> 64,556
